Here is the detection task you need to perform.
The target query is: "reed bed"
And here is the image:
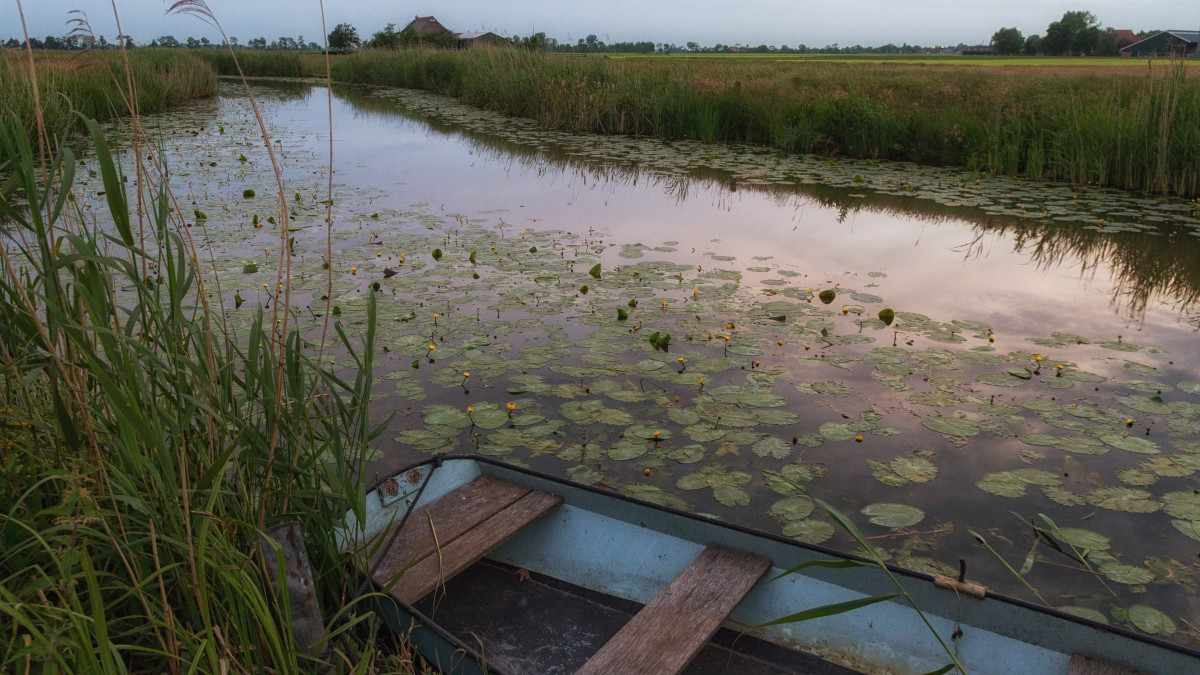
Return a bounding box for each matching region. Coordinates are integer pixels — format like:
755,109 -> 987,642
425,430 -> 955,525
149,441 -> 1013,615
0,49 -> 215,136
331,48 -> 1200,197
198,49 -> 309,78
0,48 -> 411,675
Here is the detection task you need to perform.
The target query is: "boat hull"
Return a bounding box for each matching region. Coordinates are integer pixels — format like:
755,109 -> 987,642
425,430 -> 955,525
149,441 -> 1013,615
344,456 -> 1200,675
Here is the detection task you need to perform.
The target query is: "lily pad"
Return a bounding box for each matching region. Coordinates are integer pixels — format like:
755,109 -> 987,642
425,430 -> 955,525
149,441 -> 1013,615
1127,605 -> 1175,636
861,503 -> 925,527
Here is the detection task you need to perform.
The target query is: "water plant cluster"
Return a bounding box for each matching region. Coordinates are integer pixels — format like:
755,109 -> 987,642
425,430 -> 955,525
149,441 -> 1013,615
330,47 -> 1200,197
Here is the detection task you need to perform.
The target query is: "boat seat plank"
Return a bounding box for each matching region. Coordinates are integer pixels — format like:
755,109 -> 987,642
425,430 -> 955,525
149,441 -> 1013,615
369,475 -> 532,585
389,490 -> 563,605
576,544 -> 771,675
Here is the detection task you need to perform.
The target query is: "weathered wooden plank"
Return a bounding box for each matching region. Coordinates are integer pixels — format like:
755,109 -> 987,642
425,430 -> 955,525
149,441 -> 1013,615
576,545 -> 771,675
370,475 -> 532,585
390,490 -> 563,605
1068,655 -> 1150,675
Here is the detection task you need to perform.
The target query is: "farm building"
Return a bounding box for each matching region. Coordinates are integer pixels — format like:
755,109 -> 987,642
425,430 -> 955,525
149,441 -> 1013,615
403,16 -> 451,36
1120,30 -> 1199,57
457,32 -> 509,49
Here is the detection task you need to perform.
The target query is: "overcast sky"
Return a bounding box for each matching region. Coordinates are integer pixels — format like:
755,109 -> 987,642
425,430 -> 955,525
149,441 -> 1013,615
6,1 -> 1199,47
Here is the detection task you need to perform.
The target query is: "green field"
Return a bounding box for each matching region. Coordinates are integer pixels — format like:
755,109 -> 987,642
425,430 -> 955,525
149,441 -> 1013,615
606,53 -> 1200,68
330,47 -> 1200,197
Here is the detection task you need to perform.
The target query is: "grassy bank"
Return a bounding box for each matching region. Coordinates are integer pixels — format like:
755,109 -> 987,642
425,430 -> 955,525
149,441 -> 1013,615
199,49 -> 309,78
330,48 -> 1200,197
0,49 -> 216,135
0,67 -> 407,673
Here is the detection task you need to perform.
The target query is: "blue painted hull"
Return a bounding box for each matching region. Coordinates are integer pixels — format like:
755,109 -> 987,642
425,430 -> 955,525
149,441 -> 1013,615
344,456 -> 1200,675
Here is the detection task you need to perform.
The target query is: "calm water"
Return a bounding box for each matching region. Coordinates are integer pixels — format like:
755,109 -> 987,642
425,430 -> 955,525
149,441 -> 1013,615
100,80 -> 1200,642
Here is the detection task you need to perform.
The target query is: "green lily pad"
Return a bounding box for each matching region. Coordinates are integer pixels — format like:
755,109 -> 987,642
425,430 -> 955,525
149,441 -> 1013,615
1124,362 -> 1161,377
922,414 -> 981,437
770,497 -> 815,522
783,519 -> 835,544
861,503 -> 924,527
1099,563 -> 1154,585
1127,605 -> 1175,636
818,422 -> 856,441
1058,607 -> 1108,624
1162,492 -> 1200,520
1086,487 -> 1160,513
1102,435 -> 1161,455
751,435 -> 792,459
1055,528 -> 1111,551
977,472 -> 1026,497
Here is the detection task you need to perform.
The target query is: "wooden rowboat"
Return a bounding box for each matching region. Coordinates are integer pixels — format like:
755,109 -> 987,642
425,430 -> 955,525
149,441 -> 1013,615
340,456 -> 1199,674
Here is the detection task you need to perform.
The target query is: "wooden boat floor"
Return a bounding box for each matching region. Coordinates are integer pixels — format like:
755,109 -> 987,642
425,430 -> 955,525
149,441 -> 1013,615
413,558 -> 862,675
368,475 -> 562,605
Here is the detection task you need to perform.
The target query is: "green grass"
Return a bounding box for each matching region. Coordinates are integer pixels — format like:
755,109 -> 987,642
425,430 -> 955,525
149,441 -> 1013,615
330,47 -> 1200,197
0,61 -> 411,674
198,49 -> 310,78
0,49 -> 215,136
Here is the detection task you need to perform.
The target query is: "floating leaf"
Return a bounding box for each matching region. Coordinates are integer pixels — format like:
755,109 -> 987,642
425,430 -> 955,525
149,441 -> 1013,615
770,497 -> 815,522
1124,361 -> 1161,377
589,263 -> 602,278
1163,492 -> 1200,520
922,414 -> 981,437
878,308 -> 895,325
1086,487 -> 1160,513
783,519 -> 835,544
1127,605 -> 1175,636
818,289 -> 836,304
1099,563 -> 1154,585
432,248 -> 442,260
751,436 -> 792,459
861,503 -> 924,527
1101,434 -> 1160,455
977,472 -> 1026,497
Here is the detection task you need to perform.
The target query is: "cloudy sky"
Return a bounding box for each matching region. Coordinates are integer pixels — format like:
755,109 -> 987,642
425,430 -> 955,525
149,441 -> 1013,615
6,1 -> 1198,47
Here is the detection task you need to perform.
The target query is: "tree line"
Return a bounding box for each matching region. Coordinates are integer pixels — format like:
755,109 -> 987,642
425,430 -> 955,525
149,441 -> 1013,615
991,11 -> 1158,56
5,12 -> 1167,56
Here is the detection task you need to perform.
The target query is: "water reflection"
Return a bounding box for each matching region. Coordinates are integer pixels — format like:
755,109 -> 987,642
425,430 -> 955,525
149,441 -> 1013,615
331,82 -> 1200,326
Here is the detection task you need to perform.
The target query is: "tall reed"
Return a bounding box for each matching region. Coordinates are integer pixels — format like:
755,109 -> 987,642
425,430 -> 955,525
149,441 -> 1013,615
331,48 -> 1200,197
198,49 -> 308,78
1,33 -> 408,675
0,49 -> 216,137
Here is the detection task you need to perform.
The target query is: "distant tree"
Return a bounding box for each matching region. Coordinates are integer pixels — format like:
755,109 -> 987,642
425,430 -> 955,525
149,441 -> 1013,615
521,32 -> 543,49
686,41 -> 699,52
399,25 -> 457,49
186,37 -> 198,48
199,37 -> 211,48
991,27 -> 1024,55
328,23 -> 360,49
1043,11 -> 1098,56
1095,28 -> 1120,56
369,23 -> 401,49
1024,34 -> 1042,55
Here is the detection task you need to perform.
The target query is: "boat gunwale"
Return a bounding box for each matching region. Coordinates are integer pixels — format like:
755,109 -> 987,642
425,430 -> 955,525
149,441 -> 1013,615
362,454 -> 1200,666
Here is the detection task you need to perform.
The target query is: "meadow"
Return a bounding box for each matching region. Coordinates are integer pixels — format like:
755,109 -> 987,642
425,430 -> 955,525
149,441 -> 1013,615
328,48 -> 1200,197
0,49 -> 215,135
